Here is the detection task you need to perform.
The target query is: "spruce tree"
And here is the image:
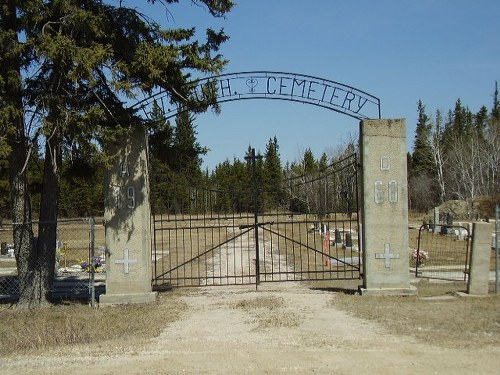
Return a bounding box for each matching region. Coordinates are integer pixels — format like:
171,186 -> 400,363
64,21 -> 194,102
148,101 -> 175,212
172,107 -> 206,180
1,0 -> 233,307
303,148 -> 317,175
492,81 -> 500,121
318,152 -> 329,172
411,100 -> 433,175
263,136 -> 283,210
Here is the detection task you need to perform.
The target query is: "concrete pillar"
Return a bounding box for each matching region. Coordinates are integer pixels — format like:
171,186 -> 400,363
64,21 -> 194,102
100,128 -> 157,305
359,119 -> 416,296
467,222 -> 492,295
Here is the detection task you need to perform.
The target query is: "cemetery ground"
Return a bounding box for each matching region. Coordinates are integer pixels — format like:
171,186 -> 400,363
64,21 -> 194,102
1,220 -> 499,374
0,278 -> 499,374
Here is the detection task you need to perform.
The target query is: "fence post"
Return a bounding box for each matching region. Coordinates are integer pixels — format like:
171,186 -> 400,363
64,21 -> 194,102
496,206 -> 499,295
467,222 -> 492,295
89,217 -> 96,307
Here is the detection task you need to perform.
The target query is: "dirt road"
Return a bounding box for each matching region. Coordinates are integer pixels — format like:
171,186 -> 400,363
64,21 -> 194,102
1,282 -> 499,375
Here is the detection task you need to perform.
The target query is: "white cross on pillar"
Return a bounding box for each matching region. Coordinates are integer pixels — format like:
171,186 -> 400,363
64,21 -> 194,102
115,248 -> 138,274
375,243 -> 400,268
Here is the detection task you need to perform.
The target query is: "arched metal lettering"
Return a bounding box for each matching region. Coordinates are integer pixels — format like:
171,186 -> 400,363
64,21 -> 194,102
132,71 -> 381,121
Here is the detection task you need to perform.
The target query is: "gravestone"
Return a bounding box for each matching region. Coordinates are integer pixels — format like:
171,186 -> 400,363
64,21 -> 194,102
359,119 -> 416,296
99,128 -> 157,305
433,207 -> 439,232
345,233 -> 353,248
334,229 -> 342,244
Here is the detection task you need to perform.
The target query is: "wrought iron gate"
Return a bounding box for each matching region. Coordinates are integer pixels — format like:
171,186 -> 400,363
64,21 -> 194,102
413,224 -> 471,281
151,153 -> 360,288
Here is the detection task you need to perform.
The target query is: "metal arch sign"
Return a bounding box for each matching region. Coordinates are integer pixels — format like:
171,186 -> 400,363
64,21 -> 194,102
133,71 -> 381,121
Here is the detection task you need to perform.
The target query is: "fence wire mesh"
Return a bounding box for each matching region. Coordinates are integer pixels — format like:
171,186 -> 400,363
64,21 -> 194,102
413,224 -> 470,281
0,218 -> 104,303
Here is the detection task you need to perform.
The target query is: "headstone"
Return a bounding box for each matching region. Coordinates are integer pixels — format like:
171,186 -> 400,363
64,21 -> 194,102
345,233 -> 353,248
456,227 -> 467,241
334,229 -> 342,244
99,128 -> 157,305
446,212 -> 454,226
433,207 -> 439,233
1,242 -> 7,255
359,119 -> 416,296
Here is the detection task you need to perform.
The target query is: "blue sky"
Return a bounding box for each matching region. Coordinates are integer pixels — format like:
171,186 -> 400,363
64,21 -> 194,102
130,0 -> 500,171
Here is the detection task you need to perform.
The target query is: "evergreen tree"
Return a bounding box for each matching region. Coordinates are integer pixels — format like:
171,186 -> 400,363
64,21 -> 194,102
318,152 -> 329,172
148,102 -> 175,212
302,148 -> 317,175
492,81 -> 500,121
474,106 -> 489,140
59,144 -> 104,217
446,99 -> 474,141
1,0 -> 233,308
262,136 -> 283,210
148,103 -> 208,213
411,100 -> 434,175
1,0 -> 37,307
172,106 -> 206,180
149,102 -> 175,167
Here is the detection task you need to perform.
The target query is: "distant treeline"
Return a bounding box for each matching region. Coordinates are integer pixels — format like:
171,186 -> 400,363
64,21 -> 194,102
1,85 -> 499,220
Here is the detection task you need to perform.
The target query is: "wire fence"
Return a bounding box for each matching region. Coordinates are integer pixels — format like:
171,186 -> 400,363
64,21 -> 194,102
0,218 -> 105,305
413,224 -> 471,281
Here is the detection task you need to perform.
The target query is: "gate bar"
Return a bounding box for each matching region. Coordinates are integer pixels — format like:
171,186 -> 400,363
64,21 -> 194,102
245,148 -> 263,288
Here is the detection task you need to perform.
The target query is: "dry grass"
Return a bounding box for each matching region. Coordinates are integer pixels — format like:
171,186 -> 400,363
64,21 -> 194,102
320,279 -> 500,349
1,280 -> 499,356
233,295 -> 302,328
0,291 -> 187,356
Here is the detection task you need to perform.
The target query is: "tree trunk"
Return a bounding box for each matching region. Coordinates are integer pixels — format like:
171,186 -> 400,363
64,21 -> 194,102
1,0 -> 43,309
35,131 -> 63,303
10,131 -> 40,308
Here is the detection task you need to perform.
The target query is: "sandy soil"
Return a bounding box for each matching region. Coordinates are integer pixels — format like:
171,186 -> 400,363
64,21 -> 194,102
1,282 -> 499,375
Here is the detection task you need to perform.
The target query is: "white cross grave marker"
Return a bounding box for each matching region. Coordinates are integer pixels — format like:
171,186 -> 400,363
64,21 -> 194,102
115,248 -> 138,274
375,243 -> 400,268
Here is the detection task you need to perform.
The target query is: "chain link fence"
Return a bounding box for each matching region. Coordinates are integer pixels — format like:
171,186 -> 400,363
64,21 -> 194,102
0,218 -> 105,305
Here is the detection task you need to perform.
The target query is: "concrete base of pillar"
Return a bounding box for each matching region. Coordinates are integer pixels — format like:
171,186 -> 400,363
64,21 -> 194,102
99,292 -> 157,306
359,285 -> 417,296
